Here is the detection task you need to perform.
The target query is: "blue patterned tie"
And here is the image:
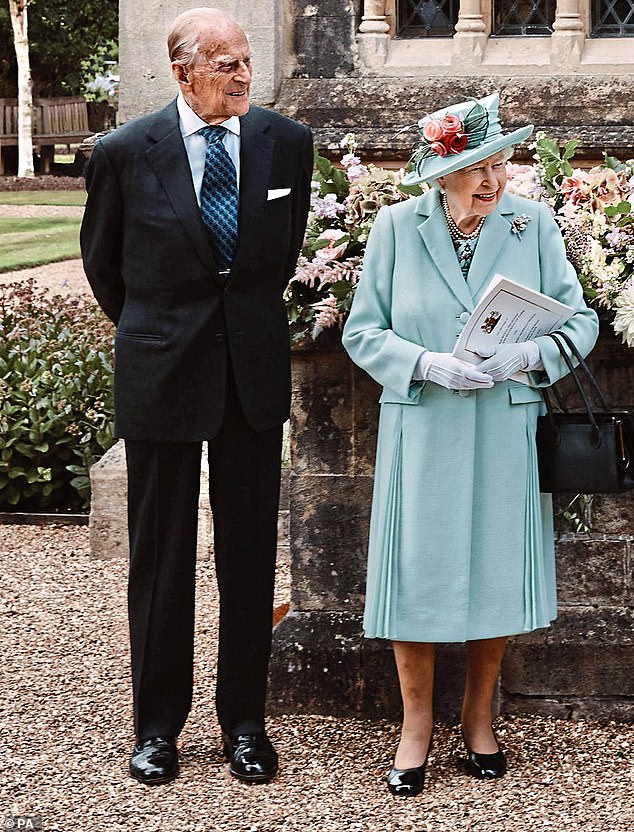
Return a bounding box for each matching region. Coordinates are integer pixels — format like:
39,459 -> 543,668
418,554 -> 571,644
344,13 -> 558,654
198,125 -> 238,270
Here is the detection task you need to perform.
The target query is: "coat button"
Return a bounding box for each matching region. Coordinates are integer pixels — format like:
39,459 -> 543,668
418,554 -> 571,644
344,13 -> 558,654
458,390 -> 471,397
215,333 -> 225,342
459,311 -> 470,323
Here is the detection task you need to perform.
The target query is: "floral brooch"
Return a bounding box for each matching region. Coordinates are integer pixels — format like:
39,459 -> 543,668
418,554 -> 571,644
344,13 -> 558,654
510,214 -> 531,239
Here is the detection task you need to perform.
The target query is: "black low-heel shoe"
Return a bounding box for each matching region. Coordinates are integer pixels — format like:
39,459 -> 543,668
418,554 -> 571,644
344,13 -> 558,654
463,745 -> 507,779
387,761 -> 428,797
387,736 -> 433,797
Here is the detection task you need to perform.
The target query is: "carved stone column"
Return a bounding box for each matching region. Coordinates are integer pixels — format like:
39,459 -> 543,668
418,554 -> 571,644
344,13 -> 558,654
357,0 -> 391,71
453,0 -> 488,65
551,0 -> 585,67
359,0 -> 390,32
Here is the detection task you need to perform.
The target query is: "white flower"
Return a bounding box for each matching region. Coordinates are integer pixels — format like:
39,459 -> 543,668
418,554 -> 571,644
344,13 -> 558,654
613,284 -> 634,346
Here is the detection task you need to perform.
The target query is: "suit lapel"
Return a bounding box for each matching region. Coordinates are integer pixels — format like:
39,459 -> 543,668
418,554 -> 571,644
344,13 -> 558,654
232,108 -> 274,274
145,100 -> 219,276
416,192 -> 474,312
466,196 -> 515,299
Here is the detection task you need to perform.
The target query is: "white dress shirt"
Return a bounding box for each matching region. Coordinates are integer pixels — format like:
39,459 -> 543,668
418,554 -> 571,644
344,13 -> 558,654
176,93 -> 241,205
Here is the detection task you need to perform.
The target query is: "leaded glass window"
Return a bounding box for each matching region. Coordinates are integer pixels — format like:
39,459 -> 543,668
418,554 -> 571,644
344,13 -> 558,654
397,0 -> 459,38
493,0 -> 555,35
592,0 -> 634,35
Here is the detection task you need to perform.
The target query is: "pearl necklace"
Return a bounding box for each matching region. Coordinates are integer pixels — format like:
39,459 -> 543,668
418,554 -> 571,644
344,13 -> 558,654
441,193 -> 485,241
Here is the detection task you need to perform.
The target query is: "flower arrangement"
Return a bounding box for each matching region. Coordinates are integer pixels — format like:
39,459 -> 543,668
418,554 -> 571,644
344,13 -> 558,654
507,134 -> 634,346
285,134 -> 424,339
288,132 -> 634,347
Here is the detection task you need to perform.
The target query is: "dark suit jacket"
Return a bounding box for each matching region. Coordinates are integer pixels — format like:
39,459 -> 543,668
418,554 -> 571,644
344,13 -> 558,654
80,100 -> 313,441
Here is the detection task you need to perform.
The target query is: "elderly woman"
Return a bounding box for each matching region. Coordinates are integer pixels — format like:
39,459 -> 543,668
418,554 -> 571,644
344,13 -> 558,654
342,93 -> 598,797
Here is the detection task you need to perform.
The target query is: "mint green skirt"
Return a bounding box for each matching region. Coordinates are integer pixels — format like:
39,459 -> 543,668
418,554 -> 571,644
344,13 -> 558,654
363,383 -> 557,643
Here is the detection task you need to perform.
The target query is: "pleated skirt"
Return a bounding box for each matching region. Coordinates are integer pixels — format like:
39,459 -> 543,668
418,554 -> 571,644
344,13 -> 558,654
363,386 -> 557,643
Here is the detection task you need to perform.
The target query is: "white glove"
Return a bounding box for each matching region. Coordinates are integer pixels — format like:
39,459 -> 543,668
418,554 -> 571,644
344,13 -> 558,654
413,351 -> 494,390
475,341 -> 541,381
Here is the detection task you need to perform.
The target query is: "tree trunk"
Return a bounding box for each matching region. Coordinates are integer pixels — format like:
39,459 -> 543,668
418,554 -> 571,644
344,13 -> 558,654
8,0 -> 34,178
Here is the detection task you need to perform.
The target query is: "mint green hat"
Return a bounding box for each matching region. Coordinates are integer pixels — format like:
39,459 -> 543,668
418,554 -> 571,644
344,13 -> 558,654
402,92 -> 533,185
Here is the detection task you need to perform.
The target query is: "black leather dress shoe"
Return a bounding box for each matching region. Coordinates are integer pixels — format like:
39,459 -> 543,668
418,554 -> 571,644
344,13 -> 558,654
463,745 -> 507,779
222,732 -> 278,783
129,736 -> 179,785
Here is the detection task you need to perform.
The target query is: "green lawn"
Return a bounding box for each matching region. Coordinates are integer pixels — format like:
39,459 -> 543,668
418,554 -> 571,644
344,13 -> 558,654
0,217 -> 81,272
0,190 -> 86,206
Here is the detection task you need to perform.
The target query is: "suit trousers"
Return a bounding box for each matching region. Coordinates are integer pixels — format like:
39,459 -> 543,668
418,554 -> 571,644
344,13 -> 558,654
125,369 -> 283,740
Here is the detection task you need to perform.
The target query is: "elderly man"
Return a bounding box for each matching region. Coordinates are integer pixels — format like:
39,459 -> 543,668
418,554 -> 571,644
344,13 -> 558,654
80,7 -> 312,785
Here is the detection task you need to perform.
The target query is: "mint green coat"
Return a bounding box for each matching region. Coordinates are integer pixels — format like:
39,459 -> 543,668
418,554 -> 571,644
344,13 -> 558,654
342,190 -> 599,642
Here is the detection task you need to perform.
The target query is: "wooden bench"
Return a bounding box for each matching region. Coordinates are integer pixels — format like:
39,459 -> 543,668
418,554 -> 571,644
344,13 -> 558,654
0,96 -> 90,174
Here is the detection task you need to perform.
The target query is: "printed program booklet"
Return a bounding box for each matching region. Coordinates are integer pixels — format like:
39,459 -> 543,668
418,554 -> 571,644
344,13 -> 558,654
453,274 -> 574,384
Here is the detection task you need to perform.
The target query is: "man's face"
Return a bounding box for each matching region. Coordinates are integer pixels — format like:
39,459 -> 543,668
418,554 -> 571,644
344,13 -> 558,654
174,24 -> 252,124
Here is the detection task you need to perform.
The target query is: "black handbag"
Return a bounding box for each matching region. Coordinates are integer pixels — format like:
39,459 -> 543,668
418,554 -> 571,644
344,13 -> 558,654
535,330 -> 634,494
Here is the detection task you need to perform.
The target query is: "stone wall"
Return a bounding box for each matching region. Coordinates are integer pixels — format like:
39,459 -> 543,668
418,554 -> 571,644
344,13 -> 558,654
293,0 -> 358,78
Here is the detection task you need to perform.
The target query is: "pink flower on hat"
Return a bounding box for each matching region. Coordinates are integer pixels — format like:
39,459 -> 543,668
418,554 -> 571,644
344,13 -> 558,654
430,141 -> 448,157
421,115 -> 467,157
422,119 -> 444,142
440,114 -> 462,134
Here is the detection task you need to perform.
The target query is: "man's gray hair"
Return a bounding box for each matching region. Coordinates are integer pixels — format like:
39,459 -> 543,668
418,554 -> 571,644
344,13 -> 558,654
167,7 -> 240,69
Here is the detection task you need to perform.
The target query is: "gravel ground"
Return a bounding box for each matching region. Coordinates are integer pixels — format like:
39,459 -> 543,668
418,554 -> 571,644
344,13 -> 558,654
0,204 -> 84,219
0,259 -> 89,295
1,524 -> 633,832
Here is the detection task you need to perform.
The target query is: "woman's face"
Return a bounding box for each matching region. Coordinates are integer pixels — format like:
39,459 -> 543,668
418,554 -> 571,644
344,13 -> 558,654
439,151 -> 508,221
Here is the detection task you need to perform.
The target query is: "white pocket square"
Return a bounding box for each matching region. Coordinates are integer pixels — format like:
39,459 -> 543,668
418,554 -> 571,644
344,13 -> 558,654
267,188 -> 291,201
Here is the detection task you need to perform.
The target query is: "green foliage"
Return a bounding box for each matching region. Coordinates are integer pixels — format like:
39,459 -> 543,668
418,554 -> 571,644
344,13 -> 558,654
80,38 -> 118,106
532,134 -> 579,208
561,493 -> 594,534
0,1 -> 118,97
312,148 -> 349,200
0,281 -> 115,510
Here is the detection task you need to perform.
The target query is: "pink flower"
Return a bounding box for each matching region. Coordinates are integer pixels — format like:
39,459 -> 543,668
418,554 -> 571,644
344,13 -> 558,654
506,163 -> 534,180
346,163 -> 369,182
312,295 -> 342,333
561,173 -> 590,205
440,114 -> 463,134
422,119 -> 444,142
448,132 -> 468,154
314,229 -> 349,261
341,153 -> 361,168
430,141 -> 447,157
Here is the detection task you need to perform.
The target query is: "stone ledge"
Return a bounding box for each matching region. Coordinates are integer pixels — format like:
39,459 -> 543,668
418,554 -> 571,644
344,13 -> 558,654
503,695 -> 634,724
276,77 -> 634,159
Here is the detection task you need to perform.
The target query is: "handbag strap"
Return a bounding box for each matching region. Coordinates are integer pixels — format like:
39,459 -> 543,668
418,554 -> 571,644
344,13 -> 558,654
547,330 -> 611,412
545,331 -> 602,443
